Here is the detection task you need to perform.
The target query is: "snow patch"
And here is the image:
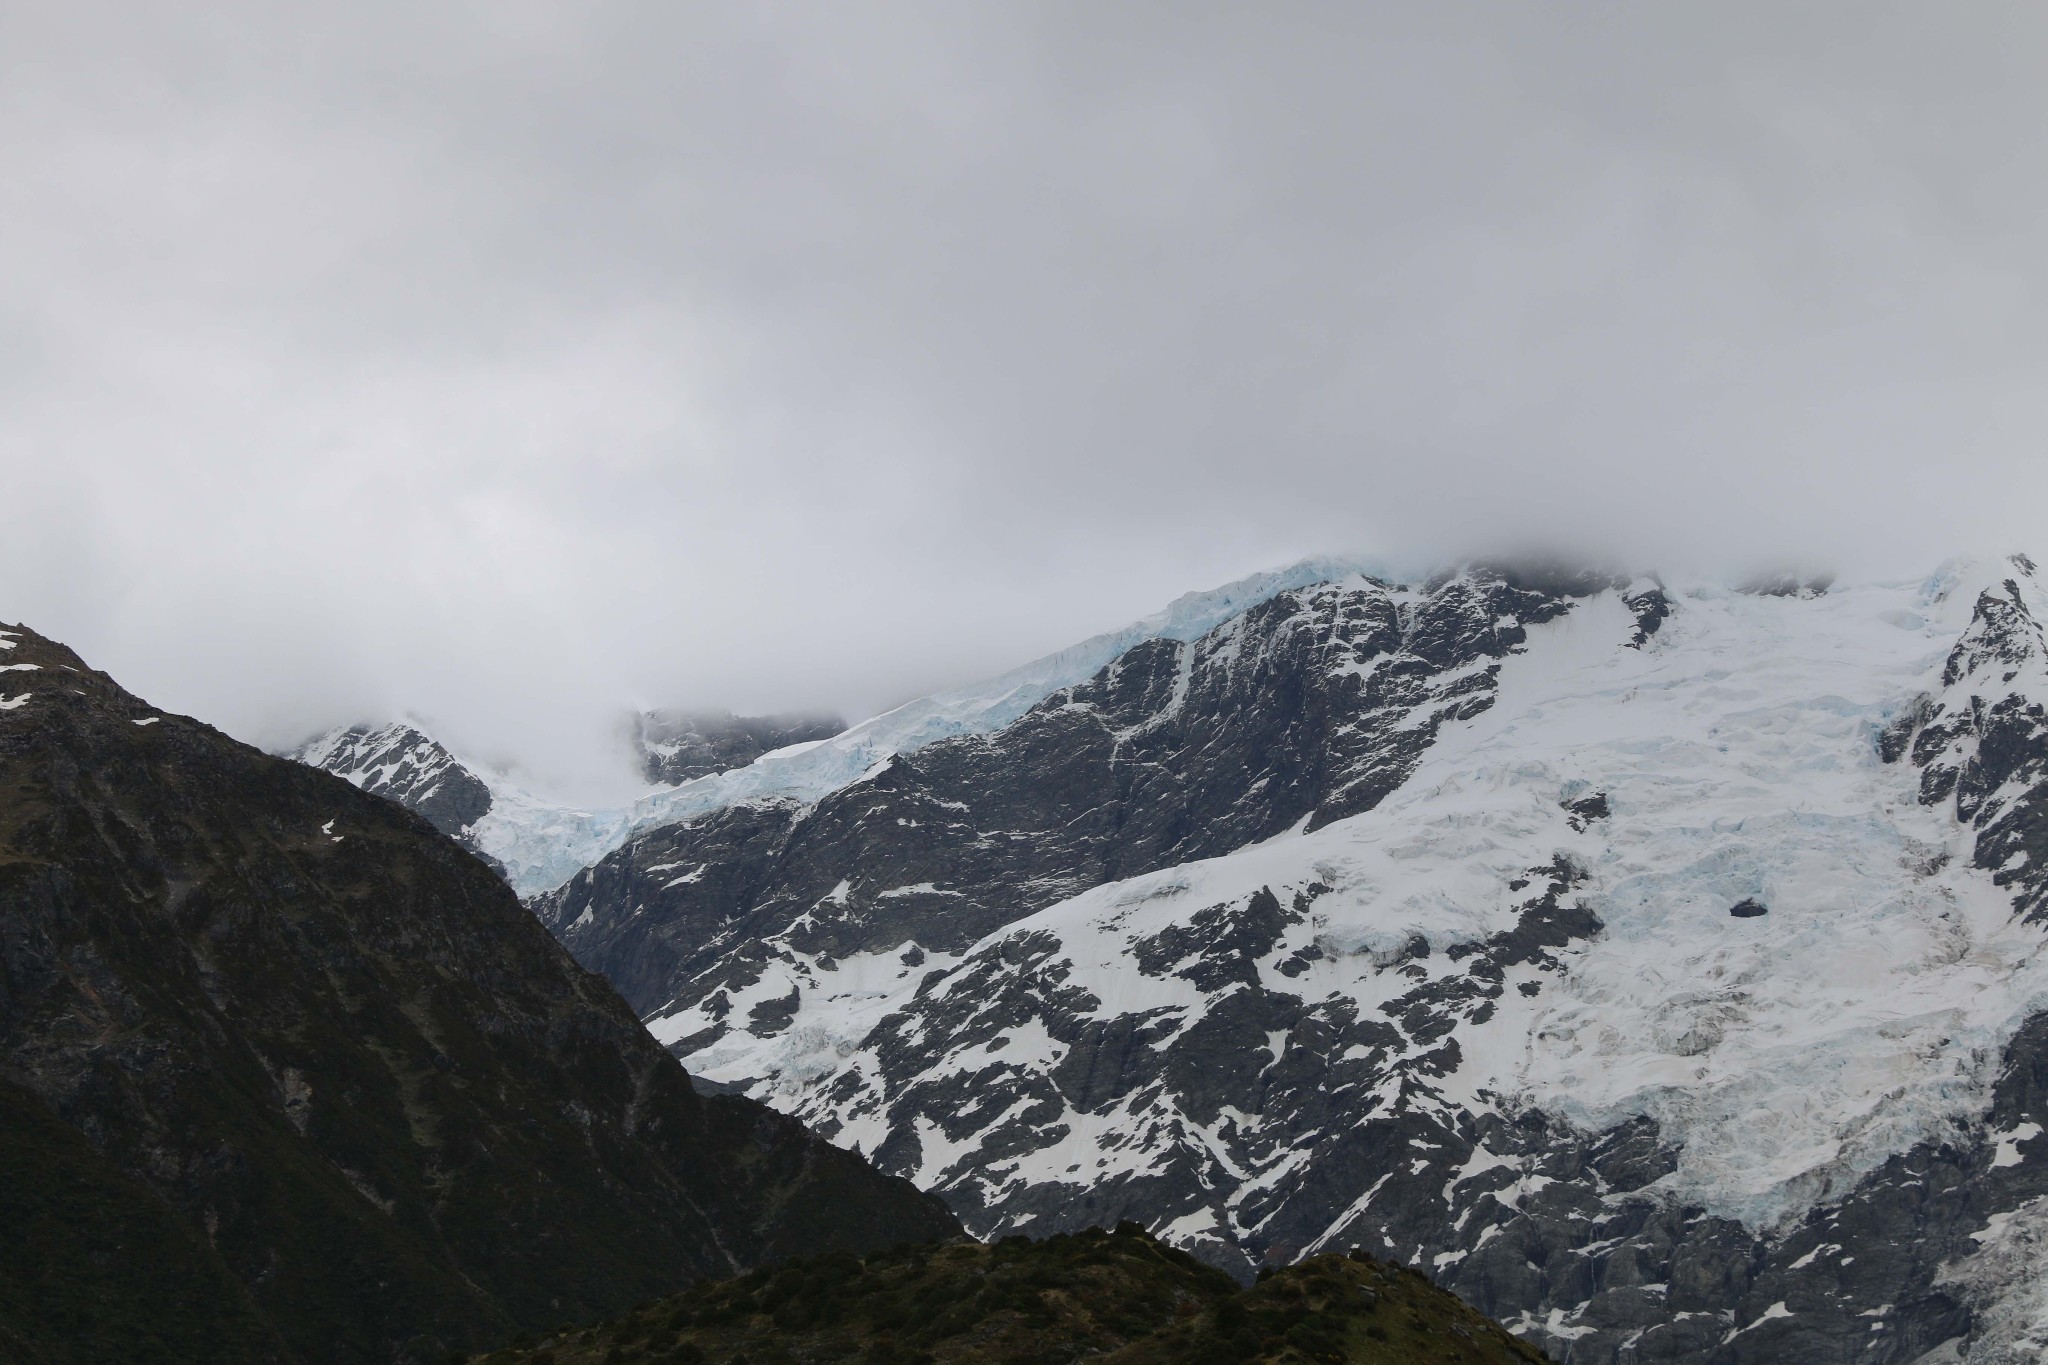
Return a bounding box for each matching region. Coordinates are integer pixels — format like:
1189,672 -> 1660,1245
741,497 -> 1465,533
1992,1122 -> 2042,1170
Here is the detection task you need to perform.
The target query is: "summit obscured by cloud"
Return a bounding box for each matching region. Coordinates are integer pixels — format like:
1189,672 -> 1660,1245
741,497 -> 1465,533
3,3 -> 2044,798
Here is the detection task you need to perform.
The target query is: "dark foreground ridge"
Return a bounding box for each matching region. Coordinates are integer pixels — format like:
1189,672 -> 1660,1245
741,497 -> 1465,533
0,623 -> 955,1365
474,1225 -> 1551,1365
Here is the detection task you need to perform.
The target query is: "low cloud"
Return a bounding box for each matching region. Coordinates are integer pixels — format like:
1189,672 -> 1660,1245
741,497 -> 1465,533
4,3 -> 2044,799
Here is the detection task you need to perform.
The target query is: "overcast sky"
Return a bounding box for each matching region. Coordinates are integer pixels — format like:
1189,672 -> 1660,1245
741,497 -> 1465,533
4,3 -> 2045,799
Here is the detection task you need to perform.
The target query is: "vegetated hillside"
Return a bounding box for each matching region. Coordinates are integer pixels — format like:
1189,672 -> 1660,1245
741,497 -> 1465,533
0,623 -> 956,1365
473,1225 -> 1550,1365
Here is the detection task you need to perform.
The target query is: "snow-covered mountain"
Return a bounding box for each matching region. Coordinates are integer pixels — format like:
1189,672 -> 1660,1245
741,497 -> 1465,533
290,722 -> 506,870
293,557 -> 1376,897
532,555 -> 2048,1364
287,721 -> 640,893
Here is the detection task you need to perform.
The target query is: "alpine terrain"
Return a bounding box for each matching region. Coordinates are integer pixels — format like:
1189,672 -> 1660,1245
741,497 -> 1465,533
296,560 -> 1376,901
290,722 -> 509,873
0,624 -> 956,1364
522,555 -> 2048,1365
291,711 -> 840,900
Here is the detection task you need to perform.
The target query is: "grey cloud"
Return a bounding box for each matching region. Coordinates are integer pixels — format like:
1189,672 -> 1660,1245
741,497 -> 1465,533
2,2 -> 2044,798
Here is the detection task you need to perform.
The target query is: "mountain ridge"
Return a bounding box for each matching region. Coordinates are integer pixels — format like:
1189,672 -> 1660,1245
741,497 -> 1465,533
0,622 -> 956,1364
475,1224 -> 1554,1365
293,556 -> 1406,898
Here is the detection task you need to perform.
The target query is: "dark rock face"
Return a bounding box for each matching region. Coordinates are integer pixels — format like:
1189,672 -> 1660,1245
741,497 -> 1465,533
1622,583 -> 1672,647
1562,792 -> 1610,831
1736,571 -> 1835,599
539,567 -> 1616,1023
1727,899 -> 1768,918
1887,576 -> 2048,923
0,625 -> 957,1364
288,722 -> 505,875
634,710 -> 848,785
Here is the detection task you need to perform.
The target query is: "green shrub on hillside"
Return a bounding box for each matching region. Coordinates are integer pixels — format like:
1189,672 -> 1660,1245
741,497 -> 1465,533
463,1227 -> 1549,1365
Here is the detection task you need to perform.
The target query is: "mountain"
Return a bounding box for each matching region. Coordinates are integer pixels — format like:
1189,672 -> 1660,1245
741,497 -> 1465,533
286,721 -> 646,896
286,709 -> 855,896
478,1224 -> 1552,1365
291,722 -> 507,872
632,710 -> 847,785
297,558 -> 1379,900
531,556 -> 2048,1364
0,624 -> 957,1365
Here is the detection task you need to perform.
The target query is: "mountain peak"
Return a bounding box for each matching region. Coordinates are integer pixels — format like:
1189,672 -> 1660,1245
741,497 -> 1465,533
0,622 -> 957,1362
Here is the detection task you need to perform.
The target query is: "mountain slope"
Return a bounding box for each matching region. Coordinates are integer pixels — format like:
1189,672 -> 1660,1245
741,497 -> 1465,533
291,558 -> 1386,899
537,565 -> 1642,1023
286,721 -> 646,895
292,711 -> 849,894
290,721 -> 505,871
0,624 -> 956,1365
478,1225 -> 1551,1365
0,1073 -> 287,1365
525,557 -> 2048,1364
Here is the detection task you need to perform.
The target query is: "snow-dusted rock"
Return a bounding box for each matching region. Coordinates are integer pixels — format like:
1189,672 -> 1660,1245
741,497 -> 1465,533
537,564 -> 1627,1027
290,722 -> 504,870
287,721 -> 637,892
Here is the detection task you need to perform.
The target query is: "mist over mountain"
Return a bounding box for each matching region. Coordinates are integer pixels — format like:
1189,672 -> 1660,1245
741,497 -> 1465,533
631,710 -> 848,785
7,5 -> 2048,790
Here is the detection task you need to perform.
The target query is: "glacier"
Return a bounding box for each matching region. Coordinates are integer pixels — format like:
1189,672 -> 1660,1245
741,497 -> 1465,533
307,553 -> 1391,897
567,554 -> 2048,1362
672,564 -> 2048,1230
